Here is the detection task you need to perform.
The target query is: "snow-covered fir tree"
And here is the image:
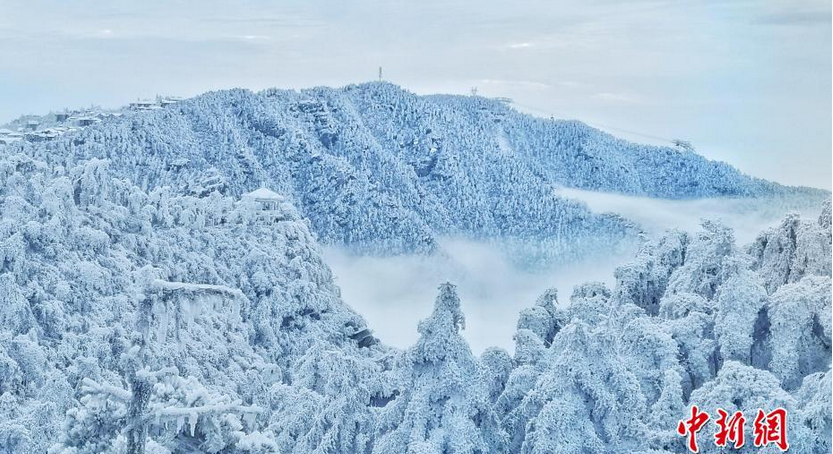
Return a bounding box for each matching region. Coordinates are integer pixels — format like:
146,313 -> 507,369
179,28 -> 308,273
374,283 -> 505,454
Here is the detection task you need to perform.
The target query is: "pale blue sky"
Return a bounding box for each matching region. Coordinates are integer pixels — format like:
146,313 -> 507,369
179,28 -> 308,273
1,0 -> 830,188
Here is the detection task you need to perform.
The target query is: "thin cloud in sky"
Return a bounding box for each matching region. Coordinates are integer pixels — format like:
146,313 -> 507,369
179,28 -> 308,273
479,79 -> 551,89
506,42 -> 534,49
590,92 -> 644,104
755,11 -> 831,26
0,0 -> 829,189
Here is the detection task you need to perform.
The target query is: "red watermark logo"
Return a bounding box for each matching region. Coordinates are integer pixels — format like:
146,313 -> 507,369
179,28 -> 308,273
677,405 -> 789,452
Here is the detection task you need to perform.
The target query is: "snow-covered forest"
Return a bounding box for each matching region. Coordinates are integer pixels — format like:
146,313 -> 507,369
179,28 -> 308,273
0,84 -> 830,453
3,83 -> 825,262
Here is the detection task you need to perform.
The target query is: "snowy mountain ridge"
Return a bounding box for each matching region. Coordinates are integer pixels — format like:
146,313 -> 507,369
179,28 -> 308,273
3,82 -> 825,261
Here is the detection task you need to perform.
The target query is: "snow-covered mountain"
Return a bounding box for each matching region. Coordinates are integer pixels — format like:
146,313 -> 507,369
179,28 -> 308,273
3,83 -> 824,261
1,150 -> 829,453
0,83 -> 830,453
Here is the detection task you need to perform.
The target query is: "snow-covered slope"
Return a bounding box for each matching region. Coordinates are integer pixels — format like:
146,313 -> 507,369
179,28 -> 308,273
0,151 -> 830,453
0,154 -> 388,453
4,83 -> 824,260
0,83 -> 830,453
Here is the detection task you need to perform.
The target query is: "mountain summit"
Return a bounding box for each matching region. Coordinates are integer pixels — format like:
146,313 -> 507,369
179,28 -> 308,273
4,83 -> 824,259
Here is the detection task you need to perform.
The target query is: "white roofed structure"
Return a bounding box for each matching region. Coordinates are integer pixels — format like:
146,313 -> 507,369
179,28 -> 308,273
159,96 -> 185,107
242,187 -> 286,217
130,99 -> 160,110
243,187 -> 284,201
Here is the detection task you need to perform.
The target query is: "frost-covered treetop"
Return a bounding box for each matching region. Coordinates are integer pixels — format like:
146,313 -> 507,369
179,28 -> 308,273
412,282 -> 467,364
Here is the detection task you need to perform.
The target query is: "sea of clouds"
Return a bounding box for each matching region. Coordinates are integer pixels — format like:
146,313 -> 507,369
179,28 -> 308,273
326,189 -> 826,353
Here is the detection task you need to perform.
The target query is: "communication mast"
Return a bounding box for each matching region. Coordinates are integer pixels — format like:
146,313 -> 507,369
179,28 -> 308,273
470,87 -> 478,96
378,67 -> 383,81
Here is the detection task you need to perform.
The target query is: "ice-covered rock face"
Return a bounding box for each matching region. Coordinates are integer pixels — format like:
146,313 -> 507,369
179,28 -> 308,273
5,83 -> 825,264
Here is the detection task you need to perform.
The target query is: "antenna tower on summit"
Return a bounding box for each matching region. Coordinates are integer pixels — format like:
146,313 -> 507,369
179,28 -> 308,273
378,67 -> 383,81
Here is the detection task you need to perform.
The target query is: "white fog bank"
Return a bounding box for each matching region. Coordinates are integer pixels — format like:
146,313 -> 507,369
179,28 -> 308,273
326,239 -> 631,354
327,190 -> 828,354
556,187 -> 826,245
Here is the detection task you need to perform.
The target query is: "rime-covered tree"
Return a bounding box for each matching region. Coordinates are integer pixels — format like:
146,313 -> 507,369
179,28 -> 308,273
510,322 -> 647,454
614,231 -> 687,315
52,362 -> 266,454
747,202 -> 832,293
767,276 -> 831,389
515,288 -> 565,347
791,368 -> 832,453
688,361 -> 795,454
713,258 -> 768,364
265,343 -> 380,454
373,283 -> 504,454
666,220 -> 734,299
